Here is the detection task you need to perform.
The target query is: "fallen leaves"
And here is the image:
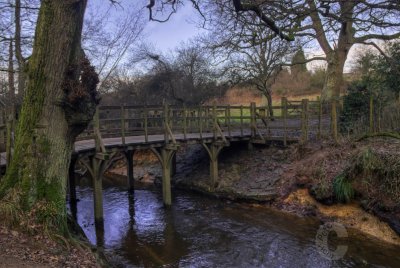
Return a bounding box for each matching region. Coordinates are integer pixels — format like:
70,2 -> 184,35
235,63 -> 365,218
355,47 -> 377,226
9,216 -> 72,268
0,225 -> 100,268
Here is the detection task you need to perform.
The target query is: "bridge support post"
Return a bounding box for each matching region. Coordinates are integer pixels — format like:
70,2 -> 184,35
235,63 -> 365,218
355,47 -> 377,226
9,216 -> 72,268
92,156 -> 104,224
202,141 -> 227,189
301,99 -> 309,144
80,153 -> 108,225
124,150 -> 135,192
151,145 -> 178,207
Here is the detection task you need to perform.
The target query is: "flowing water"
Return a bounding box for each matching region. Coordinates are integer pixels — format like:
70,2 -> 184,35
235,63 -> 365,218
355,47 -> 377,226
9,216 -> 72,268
71,185 -> 400,268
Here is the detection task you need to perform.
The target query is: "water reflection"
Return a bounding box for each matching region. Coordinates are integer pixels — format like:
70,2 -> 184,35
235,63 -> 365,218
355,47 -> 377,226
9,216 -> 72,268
70,186 -> 400,268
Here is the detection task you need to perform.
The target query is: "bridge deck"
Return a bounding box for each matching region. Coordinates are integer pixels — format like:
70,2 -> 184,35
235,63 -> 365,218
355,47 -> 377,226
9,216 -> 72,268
74,130 -> 297,155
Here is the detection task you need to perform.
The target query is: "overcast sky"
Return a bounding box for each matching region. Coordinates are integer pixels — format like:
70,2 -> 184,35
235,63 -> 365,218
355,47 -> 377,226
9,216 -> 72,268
90,1 -> 363,73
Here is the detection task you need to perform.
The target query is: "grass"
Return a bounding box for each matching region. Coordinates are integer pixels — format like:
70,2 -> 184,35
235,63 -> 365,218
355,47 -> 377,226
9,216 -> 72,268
333,174 -> 355,203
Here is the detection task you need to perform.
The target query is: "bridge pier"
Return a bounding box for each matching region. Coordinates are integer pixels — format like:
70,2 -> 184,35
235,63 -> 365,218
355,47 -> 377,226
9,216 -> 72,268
78,153 -> 109,224
124,150 -> 135,192
202,141 -> 228,188
151,144 -> 178,207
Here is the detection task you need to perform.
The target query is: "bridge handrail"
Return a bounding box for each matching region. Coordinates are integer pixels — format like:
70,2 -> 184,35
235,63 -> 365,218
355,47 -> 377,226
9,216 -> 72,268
77,100 -> 333,146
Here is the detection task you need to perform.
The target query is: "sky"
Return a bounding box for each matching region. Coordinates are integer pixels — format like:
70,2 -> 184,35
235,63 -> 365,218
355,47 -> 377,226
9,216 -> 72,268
89,0 -> 365,73
144,4 -> 206,53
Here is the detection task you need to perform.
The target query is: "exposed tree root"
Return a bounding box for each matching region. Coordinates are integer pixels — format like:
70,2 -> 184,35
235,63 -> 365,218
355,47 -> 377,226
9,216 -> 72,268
356,132 -> 400,142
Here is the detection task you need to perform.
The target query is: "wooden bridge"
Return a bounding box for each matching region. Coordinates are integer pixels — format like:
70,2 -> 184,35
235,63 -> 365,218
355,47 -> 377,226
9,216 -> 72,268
0,98 -> 331,223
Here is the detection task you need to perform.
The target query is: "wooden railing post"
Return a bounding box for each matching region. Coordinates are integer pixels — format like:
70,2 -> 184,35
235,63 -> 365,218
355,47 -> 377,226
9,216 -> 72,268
213,103 -> 217,140
301,99 -> 309,143
164,103 -> 169,144
281,97 -> 288,146
183,106 -> 187,140
144,106 -> 148,142
227,105 -> 231,138
121,105 -> 125,145
198,107 -> 203,139
369,95 -> 374,134
240,105 -> 244,137
250,102 -> 256,138
94,107 -> 101,152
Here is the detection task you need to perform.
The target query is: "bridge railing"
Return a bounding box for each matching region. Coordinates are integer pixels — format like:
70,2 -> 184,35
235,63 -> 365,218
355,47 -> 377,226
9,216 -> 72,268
76,99 -> 333,144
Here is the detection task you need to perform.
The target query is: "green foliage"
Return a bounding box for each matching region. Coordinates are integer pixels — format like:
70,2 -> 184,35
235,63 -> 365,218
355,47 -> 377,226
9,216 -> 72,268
333,174 -> 354,203
339,80 -> 372,133
291,48 -> 307,75
340,42 -> 400,134
372,42 -> 400,98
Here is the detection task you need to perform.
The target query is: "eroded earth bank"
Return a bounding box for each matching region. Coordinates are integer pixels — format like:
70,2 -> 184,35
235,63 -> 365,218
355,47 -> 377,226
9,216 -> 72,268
108,137 -> 400,246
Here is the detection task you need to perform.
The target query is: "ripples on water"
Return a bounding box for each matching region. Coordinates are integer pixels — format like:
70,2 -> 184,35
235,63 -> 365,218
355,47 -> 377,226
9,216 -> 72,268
71,186 -> 400,268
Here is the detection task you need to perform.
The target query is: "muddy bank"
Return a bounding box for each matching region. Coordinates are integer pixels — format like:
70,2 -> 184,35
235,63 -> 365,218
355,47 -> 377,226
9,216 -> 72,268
107,138 -> 400,245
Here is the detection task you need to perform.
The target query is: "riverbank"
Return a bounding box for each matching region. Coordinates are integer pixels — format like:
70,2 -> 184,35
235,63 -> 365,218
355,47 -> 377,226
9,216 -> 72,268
108,137 -> 400,246
0,222 -> 102,267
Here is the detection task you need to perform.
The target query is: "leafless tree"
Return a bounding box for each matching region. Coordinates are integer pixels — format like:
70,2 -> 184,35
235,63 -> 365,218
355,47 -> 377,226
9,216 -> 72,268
82,1 -> 146,94
288,0 -> 400,100
0,0 -> 38,106
146,0 -> 400,102
205,14 -> 293,117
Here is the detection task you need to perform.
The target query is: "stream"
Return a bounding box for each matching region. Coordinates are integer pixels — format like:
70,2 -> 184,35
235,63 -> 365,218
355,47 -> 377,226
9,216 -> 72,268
70,185 -> 400,268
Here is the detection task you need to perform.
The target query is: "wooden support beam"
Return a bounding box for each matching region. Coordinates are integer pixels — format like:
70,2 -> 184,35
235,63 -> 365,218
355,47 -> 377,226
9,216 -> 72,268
151,145 -> 178,207
202,142 -> 227,189
250,102 -> 257,139
124,150 -> 135,192
282,97 -> 288,147
91,156 -> 105,224
301,99 -> 309,143
171,153 -> 177,177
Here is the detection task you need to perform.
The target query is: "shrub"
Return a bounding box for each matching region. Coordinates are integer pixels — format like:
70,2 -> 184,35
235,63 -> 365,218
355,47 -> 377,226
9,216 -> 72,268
333,174 -> 354,203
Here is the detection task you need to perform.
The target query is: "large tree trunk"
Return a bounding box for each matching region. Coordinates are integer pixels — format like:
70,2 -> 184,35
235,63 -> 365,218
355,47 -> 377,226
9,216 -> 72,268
322,50 -> 347,101
0,0 -> 98,233
321,50 -> 347,142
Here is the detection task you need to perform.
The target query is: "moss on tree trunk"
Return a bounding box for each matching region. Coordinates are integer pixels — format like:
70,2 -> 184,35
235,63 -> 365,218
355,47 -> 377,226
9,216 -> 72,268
0,0 -> 98,234
322,51 -> 346,101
